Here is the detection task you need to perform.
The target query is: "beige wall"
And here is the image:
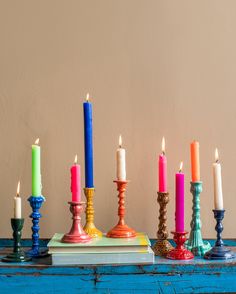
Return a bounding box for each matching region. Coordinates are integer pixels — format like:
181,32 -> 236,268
0,0 -> 235,238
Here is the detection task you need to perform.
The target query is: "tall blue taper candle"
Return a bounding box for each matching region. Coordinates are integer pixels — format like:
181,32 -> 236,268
83,94 -> 94,188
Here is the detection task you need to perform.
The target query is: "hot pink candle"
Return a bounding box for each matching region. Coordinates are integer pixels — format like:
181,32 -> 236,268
175,162 -> 184,232
158,137 -> 167,192
71,155 -> 81,202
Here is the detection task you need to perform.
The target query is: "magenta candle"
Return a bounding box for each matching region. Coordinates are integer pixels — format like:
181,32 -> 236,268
71,155 -> 81,202
175,162 -> 184,232
158,137 -> 167,192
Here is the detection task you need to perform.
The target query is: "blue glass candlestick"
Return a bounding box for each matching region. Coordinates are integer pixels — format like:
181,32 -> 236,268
185,182 -> 211,256
27,195 -> 48,257
204,210 -> 235,260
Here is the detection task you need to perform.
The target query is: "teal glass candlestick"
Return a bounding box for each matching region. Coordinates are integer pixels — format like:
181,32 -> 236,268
185,182 -> 211,256
2,219 -> 31,263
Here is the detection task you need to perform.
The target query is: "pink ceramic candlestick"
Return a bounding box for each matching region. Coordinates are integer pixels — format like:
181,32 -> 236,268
71,156 -> 81,202
159,154 -> 167,192
175,164 -> 184,232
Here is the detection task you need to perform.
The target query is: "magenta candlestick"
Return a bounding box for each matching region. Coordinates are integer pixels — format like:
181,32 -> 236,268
175,172 -> 185,232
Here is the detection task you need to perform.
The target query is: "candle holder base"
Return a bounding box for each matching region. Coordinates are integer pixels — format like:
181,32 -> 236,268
204,245 -> 235,260
204,210 -> 235,260
185,182 -> 212,256
166,231 -> 194,260
152,192 -> 173,256
185,234 -> 212,256
83,188 -> 102,238
27,248 -> 49,258
2,218 -> 31,263
107,180 -> 136,239
2,252 -> 31,263
26,196 -> 48,258
62,202 -> 92,243
107,223 -> 136,238
152,239 -> 173,256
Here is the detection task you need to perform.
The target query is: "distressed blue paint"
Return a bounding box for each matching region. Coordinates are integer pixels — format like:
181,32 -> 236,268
0,239 -> 235,293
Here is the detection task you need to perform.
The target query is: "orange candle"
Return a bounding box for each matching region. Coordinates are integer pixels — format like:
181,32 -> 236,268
190,141 -> 200,182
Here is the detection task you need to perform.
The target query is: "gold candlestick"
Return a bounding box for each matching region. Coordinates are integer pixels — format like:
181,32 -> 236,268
83,188 -> 102,238
152,192 -> 173,256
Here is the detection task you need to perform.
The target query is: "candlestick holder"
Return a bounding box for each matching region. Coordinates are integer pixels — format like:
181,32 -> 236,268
204,210 -> 235,260
185,182 -> 211,256
166,231 -> 194,260
2,219 -> 31,263
62,201 -> 92,243
83,188 -> 102,238
152,192 -> 173,256
107,180 -> 136,238
27,195 -> 48,258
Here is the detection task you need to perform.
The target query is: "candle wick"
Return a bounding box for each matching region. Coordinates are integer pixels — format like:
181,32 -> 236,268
162,151 -> 165,156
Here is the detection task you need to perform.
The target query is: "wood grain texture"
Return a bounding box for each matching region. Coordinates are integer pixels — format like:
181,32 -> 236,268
0,239 -> 235,293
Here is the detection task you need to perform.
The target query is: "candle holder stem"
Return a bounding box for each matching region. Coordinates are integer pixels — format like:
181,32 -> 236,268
2,219 -> 31,262
185,182 -> 211,256
107,180 -> 136,238
204,210 -> 235,260
27,195 -> 48,258
83,188 -> 102,238
166,231 -> 194,260
152,192 -> 173,256
62,202 -> 92,243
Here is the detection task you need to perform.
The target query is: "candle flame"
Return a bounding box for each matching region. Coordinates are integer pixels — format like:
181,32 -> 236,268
16,181 -> 20,197
74,154 -> 78,164
119,135 -> 122,148
86,93 -> 90,101
179,161 -> 183,173
161,137 -> 165,154
35,138 -> 39,145
215,148 -> 219,162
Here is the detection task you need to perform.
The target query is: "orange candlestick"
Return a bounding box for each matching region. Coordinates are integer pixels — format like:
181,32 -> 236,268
190,141 -> 200,182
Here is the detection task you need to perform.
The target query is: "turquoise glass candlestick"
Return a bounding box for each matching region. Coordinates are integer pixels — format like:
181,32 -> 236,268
185,182 -> 211,256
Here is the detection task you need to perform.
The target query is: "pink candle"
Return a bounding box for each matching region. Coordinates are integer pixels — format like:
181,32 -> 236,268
158,137 -> 167,192
71,155 -> 81,202
175,162 -> 184,232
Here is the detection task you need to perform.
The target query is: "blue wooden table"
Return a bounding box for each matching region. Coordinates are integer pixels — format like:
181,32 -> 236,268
0,239 -> 235,294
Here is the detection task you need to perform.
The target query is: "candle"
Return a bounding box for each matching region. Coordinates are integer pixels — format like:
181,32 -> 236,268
190,140 -> 200,182
32,138 -> 42,196
14,181 -> 21,219
175,162 -> 185,232
71,155 -> 81,202
83,93 -> 94,188
116,135 -> 126,181
159,137 -> 167,192
213,148 -> 223,210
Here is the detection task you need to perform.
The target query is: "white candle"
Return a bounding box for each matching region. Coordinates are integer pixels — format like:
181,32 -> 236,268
213,148 -> 224,210
116,135 -> 126,180
14,181 -> 22,218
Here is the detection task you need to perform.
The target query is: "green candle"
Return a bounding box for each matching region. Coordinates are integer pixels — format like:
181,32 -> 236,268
32,138 -> 42,196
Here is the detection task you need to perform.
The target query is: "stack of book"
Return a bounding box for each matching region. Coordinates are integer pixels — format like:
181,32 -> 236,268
48,233 -> 154,265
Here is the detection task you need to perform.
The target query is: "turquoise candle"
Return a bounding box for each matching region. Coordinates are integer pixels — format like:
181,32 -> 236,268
83,94 -> 94,188
32,138 -> 42,196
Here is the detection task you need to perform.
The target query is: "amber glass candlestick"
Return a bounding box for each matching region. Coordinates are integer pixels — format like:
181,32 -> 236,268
83,188 -> 102,238
107,180 -> 136,238
152,192 -> 173,256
